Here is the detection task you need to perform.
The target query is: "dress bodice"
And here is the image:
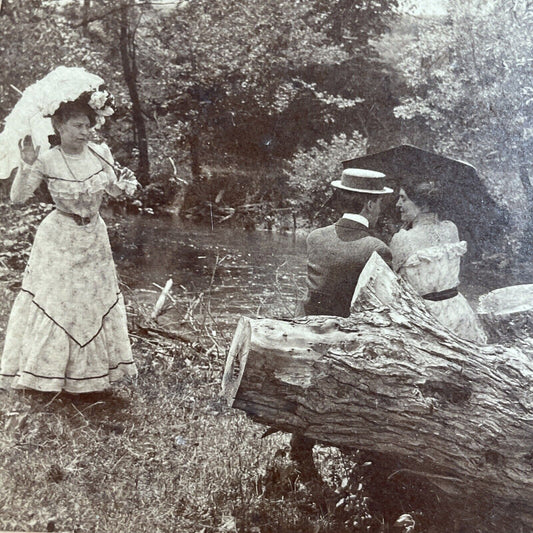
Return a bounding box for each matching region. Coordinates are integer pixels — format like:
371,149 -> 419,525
17,142 -> 121,218
389,214 -> 486,343
390,214 -> 466,295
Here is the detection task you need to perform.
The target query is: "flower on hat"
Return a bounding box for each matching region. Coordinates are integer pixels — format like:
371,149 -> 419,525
87,89 -> 115,128
99,105 -> 114,117
88,90 -> 108,110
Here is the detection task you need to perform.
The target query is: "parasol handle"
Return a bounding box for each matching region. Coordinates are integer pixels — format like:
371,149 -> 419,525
9,84 -> 23,96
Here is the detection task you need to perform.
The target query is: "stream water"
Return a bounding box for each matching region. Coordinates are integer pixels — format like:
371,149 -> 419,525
113,214 -> 309,325
111,213 -> 529,327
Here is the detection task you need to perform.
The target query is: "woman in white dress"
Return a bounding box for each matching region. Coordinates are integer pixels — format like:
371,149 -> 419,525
390,182 -> 486,344
0,95 -> 139,393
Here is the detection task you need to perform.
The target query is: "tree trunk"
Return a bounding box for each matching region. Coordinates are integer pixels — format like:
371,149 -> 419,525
516,140 -> 533,255
222,253 -> 533,528
188,123 -> 201,182
119,3 -> 149,185
82,0 -> 91,35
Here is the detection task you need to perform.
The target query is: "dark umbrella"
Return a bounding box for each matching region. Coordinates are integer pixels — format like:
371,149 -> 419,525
343,144 -> 509,258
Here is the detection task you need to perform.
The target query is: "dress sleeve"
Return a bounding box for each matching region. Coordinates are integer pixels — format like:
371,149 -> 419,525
376,241 -> 393,268
93,143 -> 122,198
390,229 -> 411,272
10,158 -> 45,204
441,220 -> 460,242
90,142 -> 139,197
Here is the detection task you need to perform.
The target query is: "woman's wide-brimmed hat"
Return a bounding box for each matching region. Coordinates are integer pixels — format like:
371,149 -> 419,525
331,168 -> 393,195
0,66 -> 114,180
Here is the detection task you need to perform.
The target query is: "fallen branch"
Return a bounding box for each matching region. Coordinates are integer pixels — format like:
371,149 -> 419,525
135,323 -> 206,353
151,278 -> 173,319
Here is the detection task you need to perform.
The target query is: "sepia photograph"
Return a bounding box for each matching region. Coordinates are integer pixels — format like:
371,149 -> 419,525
0,0 -> 532,531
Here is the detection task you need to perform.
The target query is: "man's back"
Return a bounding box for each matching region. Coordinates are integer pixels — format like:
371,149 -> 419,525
303,217 -> 391,317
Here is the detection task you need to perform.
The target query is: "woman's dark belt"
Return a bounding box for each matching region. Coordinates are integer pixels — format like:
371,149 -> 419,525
56,209 -> 95,226
422,287 -> 459,301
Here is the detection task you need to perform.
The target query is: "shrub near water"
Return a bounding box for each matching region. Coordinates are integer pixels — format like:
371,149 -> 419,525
285,133 -> 367,226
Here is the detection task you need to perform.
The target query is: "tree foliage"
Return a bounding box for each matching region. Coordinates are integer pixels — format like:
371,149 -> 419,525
0,0 -> 401,208
378,0 -> 533,219
146,0 -> 360,178
285,131 -> 367,224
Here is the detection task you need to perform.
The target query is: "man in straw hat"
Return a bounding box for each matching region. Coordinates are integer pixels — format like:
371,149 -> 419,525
302,167 -> 393,317
291,168 -> 393,479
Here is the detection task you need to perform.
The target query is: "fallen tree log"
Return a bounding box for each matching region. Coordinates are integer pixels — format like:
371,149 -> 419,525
221,253 -> 533,527
478,283 -> 533,346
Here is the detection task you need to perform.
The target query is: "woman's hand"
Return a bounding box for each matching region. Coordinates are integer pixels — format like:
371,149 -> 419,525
18,135 -> 40,165
117,166 -> 140,196
119,167 -> 136,182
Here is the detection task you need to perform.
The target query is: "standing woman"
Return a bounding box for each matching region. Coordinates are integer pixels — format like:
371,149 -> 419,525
0,67 -> 139,393
390,182 -> 487,344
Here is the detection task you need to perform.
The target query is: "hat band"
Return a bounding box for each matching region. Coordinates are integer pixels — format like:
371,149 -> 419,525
341,175 -> 387,191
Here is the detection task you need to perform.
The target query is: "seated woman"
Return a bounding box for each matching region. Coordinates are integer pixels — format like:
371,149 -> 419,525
390,182 -> 487,344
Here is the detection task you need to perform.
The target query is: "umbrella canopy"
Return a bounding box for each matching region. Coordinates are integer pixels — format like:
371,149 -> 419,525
343,144 -> 509,257
0,66 -> 112,180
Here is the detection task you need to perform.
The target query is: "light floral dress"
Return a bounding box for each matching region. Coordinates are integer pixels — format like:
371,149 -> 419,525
0,142 -> 138,392
390,213 -> 487,344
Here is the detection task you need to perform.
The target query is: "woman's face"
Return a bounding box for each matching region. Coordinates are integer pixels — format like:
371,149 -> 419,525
57,113 -> 91,153
396,188 -> 420,224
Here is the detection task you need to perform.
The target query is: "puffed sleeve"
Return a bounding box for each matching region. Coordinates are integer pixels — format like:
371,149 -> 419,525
10,158 -> 45,204
390,229 -> 410,272
441,220 -> 460,242
377,241 -> 393,268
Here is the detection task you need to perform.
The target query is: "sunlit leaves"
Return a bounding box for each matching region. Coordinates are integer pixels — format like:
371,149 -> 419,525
381,0 -> 533,174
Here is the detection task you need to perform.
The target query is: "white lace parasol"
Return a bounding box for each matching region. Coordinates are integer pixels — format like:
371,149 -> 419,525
0,66 -> 114,180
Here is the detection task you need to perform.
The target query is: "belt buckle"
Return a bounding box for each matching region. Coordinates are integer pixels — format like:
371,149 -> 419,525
74,214 -> 92,226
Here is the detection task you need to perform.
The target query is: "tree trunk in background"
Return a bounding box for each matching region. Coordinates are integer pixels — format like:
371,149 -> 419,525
222,253 -> 533,530
82,0 -> 91,36
519,143 -> 533,252
189,121 -> 201,182
119,2 -> 149,185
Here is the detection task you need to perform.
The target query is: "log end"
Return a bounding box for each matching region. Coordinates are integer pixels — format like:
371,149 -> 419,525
351,252 -> 400,311
221,316 -> 251,407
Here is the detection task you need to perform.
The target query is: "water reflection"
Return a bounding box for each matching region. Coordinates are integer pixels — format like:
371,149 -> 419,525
113,214 -> 308,320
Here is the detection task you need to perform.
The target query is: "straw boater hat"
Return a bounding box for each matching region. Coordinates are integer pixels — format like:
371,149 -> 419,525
331,168 -> 393,195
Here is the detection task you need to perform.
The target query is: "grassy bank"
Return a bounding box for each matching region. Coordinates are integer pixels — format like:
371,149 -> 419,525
0,202 -> 369,533
0,336 -> 281,533
0,285 -> 349,533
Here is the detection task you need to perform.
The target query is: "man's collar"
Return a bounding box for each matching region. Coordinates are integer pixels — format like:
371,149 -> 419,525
340,213 -> 369,228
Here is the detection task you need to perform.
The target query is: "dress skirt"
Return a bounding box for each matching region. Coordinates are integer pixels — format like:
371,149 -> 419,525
424,293 -> 486,344
0,210 -> 137,393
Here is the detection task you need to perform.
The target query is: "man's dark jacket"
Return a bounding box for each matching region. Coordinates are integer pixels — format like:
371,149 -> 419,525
303,216 -> 392,317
